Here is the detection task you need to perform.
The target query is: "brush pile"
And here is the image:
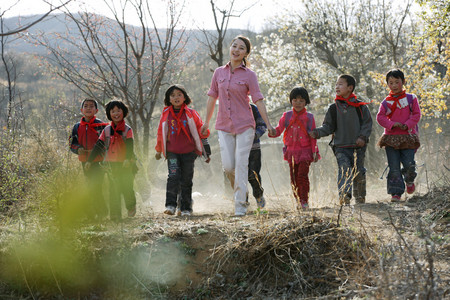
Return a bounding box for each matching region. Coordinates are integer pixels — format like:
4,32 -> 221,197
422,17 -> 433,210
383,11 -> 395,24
194,215 -> 375,298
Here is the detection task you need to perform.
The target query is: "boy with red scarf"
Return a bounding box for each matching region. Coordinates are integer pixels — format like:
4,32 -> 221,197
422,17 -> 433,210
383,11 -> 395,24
86,100 -> 137,222
155,85 -> 211,217
70,98 -> 108,220
376,69 -> 421,202
309,75 -> 372,205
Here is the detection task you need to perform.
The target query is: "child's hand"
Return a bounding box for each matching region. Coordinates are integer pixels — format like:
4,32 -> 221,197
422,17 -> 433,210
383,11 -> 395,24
400,124 -> 408,130
155,152 -> 162,160
84,162 -> 91,171
123,159 -> 130,168
309,131 -> 318,139
78,148 -> 89,155
205,157 -> 211,163
355,137 -> 366,147
313,153 -> 319,163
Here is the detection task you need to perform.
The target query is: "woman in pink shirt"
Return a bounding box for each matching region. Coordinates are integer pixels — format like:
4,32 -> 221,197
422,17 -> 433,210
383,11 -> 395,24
201,35 -> 275,216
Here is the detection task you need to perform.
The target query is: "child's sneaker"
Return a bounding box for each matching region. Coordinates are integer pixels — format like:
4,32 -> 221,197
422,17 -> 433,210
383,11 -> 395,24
164,206 -> 176,215
127,206 -> 136,217
339,195 -> 351,206
391,195 -> 401,202
180,211 -> 191,217
256,196 -> 266,209
355,197 -> 365,204
406,183 -> 415,194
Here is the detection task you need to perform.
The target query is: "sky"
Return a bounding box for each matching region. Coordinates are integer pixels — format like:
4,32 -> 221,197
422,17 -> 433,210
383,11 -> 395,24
1,0 -> 294,32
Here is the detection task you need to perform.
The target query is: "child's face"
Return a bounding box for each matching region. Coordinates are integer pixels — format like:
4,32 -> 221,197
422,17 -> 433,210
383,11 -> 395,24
292,96 -> 307,112
229,39 -> 248,65
81,101 -> 98,120
110,106 -> 124,124
169,89 -> 185,109
335,78 -> 353,98
387,76 -> 405,94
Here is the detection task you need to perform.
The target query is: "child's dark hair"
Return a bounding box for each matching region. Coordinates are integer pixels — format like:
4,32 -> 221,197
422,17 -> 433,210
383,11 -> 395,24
289,87 -> 310,105
81,98 -> 98,109
164,84 -> 192,107
231,35 -> 251,67
386,68 -> 405,83
338,74 -> 356,93
105,100 -> 129,121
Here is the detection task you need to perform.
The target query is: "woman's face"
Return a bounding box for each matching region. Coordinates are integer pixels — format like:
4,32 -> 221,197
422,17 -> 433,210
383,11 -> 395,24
229,39 -> 248,64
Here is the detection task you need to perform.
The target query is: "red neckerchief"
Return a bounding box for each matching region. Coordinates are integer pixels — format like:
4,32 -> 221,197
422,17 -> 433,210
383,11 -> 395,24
169,104 -> 192,142
110,120 -> 126,147
335,93 -> 369,107
385,90 -> 406,118
80,116 -> 107,135
287,108 -> 308,134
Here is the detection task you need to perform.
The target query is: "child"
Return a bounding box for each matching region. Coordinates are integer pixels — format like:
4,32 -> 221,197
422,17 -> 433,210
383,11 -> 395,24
309,75 -> 372,205
376,69 -> 421,202
248,103 -> 267,208
155,84 -> 211,217
69,98 -> 108,220
86,100 -> 137,222
269,87 -> 320,209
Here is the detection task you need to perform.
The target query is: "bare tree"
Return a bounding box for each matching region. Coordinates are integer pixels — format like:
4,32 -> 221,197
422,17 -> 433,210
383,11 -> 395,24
0,0 -> 72,36
32,0 -> 188,156
198,0 -> 255,68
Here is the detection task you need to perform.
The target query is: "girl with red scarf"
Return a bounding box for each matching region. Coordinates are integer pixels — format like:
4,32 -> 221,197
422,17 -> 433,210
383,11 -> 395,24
155,85 -> 211,217
87,100 -> 137,222
376,69 -> 421,202
269,87 -> 320,210
69,98 -> 108,220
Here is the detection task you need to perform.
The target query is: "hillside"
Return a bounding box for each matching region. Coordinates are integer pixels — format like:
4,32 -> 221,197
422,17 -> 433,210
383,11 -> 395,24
0,186 -> 448,299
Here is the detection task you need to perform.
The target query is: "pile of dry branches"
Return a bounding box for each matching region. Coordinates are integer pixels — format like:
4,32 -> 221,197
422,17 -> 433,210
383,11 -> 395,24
196,215 -> 375,298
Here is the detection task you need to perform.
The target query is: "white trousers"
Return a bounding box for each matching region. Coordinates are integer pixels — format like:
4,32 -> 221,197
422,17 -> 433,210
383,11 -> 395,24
218,128 -> 255,215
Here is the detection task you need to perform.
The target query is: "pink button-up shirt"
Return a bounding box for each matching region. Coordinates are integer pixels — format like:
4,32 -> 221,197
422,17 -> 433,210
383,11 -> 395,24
207,63 -> 264,134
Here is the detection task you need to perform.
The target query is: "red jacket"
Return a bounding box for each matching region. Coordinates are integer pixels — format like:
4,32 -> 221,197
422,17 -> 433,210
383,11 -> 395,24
155,106 -> 210,158
69,116 -> 107,162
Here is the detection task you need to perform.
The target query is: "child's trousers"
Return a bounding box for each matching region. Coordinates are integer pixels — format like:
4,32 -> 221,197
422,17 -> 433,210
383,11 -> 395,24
385,147 -> 416,196
218,128 -> 254,215
248,148 -> 264,199
165,151 -> 197,212
334,146 -> 367,200
108,162 -> 136,220
82,161 -> 107,218
289,161 -> 311,204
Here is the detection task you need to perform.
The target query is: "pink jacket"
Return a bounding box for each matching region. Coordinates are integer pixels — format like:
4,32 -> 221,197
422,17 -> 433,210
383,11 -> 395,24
155,106 -> 209,158
271,109 -> 320,163
376,94 -> 421,135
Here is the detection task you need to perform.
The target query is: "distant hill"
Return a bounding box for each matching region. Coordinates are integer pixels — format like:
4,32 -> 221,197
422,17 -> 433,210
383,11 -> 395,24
3,13 -> 254,58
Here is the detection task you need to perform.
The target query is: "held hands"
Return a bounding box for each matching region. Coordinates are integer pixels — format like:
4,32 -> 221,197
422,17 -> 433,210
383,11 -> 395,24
355,137 -> 366,148
155,152 -> 162,160
308,130 -> 319,139
267,126 -> 276,137
200,123 -> 209,136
